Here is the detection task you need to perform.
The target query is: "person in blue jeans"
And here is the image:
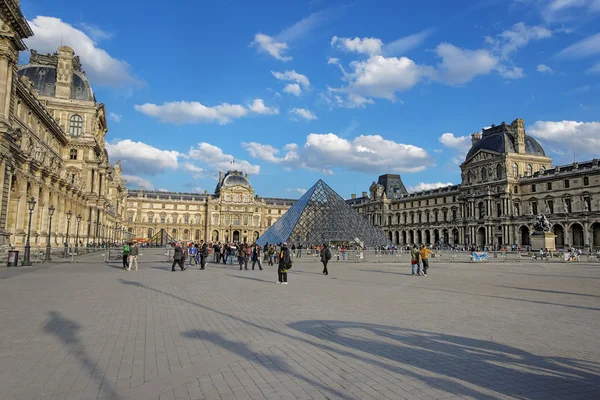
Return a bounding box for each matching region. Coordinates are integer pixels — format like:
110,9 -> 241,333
188,244 -> 197,266
410,244 -> 421,275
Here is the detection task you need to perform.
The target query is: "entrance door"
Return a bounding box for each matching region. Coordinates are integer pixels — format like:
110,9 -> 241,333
477,227 -> 486,247
520,226 -> 530,247
233,230 -> 240,242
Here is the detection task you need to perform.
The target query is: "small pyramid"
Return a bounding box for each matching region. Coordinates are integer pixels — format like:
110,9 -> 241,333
257,179 -> 389,247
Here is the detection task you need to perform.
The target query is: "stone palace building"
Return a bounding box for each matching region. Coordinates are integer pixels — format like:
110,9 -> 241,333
348,119 -> 600,250
0,1 -> 128,249
125,171 -> 295,244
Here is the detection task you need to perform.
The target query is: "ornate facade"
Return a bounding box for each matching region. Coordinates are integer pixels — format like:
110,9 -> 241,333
349,119 -> 600,250
0,1 -> 127,248
125,171 -> 294,243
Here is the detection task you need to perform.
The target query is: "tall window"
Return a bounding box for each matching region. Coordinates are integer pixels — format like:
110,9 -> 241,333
512,163 -> 518,177
564,179 -> 570,188
547,182 -> 552,190
584,176 -> 589,186
481,167 -> 487,181
212,214 -> 219,225
526,164 -> 533,176
233,215 -> 240,225
496,164 -> 503,179
69,114 -> 83,136
69,149 -> 77,160
243,215 -> 249,225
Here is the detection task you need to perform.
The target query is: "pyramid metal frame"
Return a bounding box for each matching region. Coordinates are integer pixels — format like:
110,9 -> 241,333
149,228 -> 175,246
256,179 -> 389,247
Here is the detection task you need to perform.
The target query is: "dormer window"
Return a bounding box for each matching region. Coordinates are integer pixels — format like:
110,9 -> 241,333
69,114 -> 83,136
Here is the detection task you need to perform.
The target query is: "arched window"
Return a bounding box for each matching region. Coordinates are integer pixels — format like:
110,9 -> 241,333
233,215 -> 240,225
467,170 -> 473,184
526,164 -> 533,176
212,214 -> 219,225
253,215 -> 260,226
496,164 -> 503,179
512,162 -> 518,177
481,167 -> 487,181
69,114 -> 83,136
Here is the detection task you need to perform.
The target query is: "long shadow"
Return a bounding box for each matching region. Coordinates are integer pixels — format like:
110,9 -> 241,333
226,274 -> 273,283
357,269 -> 413,276
290,270 -> 324,276
518,273 -> 600,280
182,330 -> 349,399
498,286 -> 600,298
119,279 -> 600,399
105,263 -> 126,270
44,311 -> 123,400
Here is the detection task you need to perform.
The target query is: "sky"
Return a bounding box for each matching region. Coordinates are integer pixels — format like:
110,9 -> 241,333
19,0 -> 600,199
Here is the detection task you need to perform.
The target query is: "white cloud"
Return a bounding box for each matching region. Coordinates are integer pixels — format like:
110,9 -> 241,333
328,57 -> 340,64
536,0 -> 600,21
108,112 -> 122,122
283,83 -> 302,96
435,43 -> 498,84
158,188 -> 169,192
134,98 -> 277,124
25,16 -> 139,87
79,23 -> 113,42
588,62 -> 600,73
497,65 -> 525,79
485,22 -> 552,60
557,32 -> 600,58
189,143 -> 260,175
248,99 -> 279,115
122,174 -> 154,190
528,120 -> 600,156
331,36 -> 383,55
244,133 -> 433,174
251,33 -> 291,61
407,182 -> 453,192
382,29 -> 435,56
537,64 -> 554,73
438,133 -> 471,152
182,163 -> 204,179
106,140 -> 179,175
290,108 -> 317,120
286,188 -> 307,195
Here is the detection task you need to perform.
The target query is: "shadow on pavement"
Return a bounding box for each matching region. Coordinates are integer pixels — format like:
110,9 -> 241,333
497,286 -> 600,298
43,311 -> 123,400
226,274 -> 272,283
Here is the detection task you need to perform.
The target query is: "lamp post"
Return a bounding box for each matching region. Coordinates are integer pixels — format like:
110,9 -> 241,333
64,210 -> 72,257
86,219 -> 91,250
93,221 -> 97,246
99,222 -> 103,246
45,205 -> 55,261
75,215 -> 81,254
22,197 -> 36,266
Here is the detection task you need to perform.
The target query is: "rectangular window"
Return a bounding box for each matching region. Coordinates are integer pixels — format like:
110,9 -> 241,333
434,198 -> 438,204
547,182 -> 552,190
531,184 -> 536,193
496,203 -> 501,217
532,202 -> 538,215
452,195 -> 456,202
69,149 -> 77,160
514,186 -> 518,194
564,198 -> 571,213
547,200 -> 554,214
564,179 -> 570,189
443,197 -> 447,203
584,176 -> 589,186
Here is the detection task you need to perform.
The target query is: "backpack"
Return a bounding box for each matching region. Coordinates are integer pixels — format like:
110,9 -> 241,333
325,249 -> 332,260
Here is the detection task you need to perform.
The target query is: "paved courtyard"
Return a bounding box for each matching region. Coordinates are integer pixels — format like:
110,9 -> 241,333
0,249 -> 599,400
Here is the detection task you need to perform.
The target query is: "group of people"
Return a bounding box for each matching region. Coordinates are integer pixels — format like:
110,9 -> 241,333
409,244 -> 434,276
121,241 -> 140,271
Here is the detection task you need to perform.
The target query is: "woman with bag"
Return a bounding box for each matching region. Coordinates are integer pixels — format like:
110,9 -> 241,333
277,242 -> 292,284
410,244 -> 421,275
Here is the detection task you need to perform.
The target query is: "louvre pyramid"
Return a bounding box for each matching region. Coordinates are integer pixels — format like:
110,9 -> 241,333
256,179 -> 389,248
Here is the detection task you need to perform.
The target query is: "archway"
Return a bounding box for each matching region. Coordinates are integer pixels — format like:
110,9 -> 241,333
443,229 -> 449,245
394,231 -> 399,244
477,227 -> 486,247
183,229 -> 190,241
211,230 -> 219,242
388,231 -> 393,242
147,228 -> 153,238
571,223 -> 584,247
452,228 -> 459,245
434,229 -> 440,244
425,230 -> 431,244
402,231 -> 407,245
172,229 -> 178,240
233,230 -> 240,242
195,229 -> 201,241
253,231 -> 260,241
409,231 -> 414,244
520,226 -> 530,247
553,224 -> 565,249
416,230 -> 422,244
592,223 -> 600,249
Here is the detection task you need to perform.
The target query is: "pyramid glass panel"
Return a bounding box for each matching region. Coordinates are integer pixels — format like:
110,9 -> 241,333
257,180 -> 389,247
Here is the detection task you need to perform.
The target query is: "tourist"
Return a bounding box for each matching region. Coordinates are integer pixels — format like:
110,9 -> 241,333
200,240 -> 209,269
320,243 -> 332,275
128,242 -> 139,271
251,243 -> 263,270
188,243 -> 198,266
268,245 -> 275,265
291,244 -> 296,257
238,244 -> 248,270
420,244 -> 434,276
410,244 -> 421,276
297,244 -> 303,258
277,242 -> 292,284
171,242 -> 186,271
122,242 -> 130,270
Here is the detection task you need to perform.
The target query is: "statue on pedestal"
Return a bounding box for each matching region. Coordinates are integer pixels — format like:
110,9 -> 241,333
533,214 -> 551,233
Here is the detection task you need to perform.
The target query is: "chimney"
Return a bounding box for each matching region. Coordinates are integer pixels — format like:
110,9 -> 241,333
55,46 -> 74,99
362,191 -> 367,198
218,171 -> 223,184
471,132 -> 481,146
511,118 -> 526,154
351,194 -> 356,199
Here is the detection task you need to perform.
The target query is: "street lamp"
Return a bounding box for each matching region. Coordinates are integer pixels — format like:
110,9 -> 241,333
99,222 -> 103,246
22,197 -> 36,266
45,205 -> 55,261
64,210 -> 72,257
86,219 -> 91,250
93,221 -> 97,245
75,215 -> 81,254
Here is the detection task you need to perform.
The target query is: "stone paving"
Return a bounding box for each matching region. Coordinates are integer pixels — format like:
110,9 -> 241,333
0,249 -> 599,400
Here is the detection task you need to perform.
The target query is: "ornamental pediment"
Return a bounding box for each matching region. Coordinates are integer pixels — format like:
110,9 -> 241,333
469,151 -> 495,163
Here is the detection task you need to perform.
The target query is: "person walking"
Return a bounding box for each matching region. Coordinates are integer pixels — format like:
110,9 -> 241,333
200,240 -> 209,270
419,245 -> 434,276
128,242 -> 139,271
268,245 -> 275,266
171,242 -> 186,271
277,242 -> 292,284
122,242 -> 131,270
238,244 -> 248,270
188,243 -> 198,267
297,244 -> 302,258
410,244 -> 421,276
320,243 -> 332,275
251,243 -> 263,270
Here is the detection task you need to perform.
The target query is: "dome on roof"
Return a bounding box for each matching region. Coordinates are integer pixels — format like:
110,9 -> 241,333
222,173 -> 251,187
18,65 -> 94,101
465,131 -> 546,161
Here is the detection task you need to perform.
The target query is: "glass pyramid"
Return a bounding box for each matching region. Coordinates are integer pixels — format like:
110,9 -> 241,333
149,228 -> 175,246
256,179 -> 389,248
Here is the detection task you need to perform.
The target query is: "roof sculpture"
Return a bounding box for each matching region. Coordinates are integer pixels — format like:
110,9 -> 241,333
256,179 -> 390,248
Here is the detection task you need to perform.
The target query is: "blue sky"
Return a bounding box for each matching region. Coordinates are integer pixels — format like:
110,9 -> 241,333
20,0 -> 600,199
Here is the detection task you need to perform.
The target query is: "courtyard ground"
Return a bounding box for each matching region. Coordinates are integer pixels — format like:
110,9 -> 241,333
0,249 -> 599,400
